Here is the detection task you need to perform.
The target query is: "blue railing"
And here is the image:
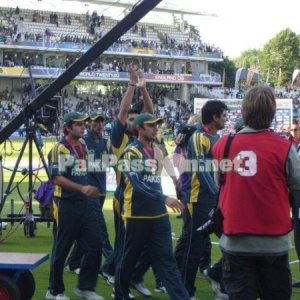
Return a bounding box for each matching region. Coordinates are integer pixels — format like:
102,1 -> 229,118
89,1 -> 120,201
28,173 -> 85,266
0,39 -> 223,59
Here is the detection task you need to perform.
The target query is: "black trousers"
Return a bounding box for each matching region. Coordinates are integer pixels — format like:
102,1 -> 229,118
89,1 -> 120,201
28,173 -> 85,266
101,197 -> 123,275
222,252 -> 291,300
131,251 -> 162,287
115,216 -> 190,300
175,201 -> 215,297
48,220 -> 57,291
291,196 -> 300,264
101,198 -> 153,283
50,197 -> 102,295
66,196 -> 113,270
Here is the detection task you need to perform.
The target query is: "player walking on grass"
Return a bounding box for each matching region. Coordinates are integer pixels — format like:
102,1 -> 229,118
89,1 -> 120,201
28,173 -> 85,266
114,113 -> 190,300
46,112 -> 103,300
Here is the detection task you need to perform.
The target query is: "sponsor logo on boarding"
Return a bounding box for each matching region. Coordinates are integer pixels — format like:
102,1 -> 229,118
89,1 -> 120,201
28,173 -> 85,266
152,74 -> 187,81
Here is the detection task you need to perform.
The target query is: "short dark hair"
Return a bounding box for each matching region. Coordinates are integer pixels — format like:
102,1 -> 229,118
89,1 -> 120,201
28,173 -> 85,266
242,86 -> 276,129
129,100 -> 144,115
128,108 -> 140,115
201,100 -> 228,125
63,123 -> 72,136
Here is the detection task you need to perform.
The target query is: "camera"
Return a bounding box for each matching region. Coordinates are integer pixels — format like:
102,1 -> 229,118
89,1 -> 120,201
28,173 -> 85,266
177,123 -> 198,135
197,207 -> 223,236
176,123 -> 199,147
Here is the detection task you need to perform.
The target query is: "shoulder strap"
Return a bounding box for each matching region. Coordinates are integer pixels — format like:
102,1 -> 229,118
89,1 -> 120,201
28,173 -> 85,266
219,133 -> 235,186
213,133 -> 235,210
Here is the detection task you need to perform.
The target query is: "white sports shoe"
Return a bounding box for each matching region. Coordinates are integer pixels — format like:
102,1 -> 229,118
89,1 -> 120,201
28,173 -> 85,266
65,264 -> 80,275
45,290 -> 52,300
102,271 -> 115,285
215,291 -> 229,300
111,287 -> 135,299
154,285 -> 167,293
54,294 -> 70,300
45,291 -> 70,300
74,288 -> 104,300
203,269 -> 228,300
131,282 -> 152,297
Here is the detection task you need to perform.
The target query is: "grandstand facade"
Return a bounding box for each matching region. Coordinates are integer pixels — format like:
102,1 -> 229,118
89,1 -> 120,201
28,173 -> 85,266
0,1 -> 224,134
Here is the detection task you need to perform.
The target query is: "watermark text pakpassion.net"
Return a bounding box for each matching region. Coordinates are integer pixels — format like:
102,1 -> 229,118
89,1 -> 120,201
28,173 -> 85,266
57,151 -> 257,177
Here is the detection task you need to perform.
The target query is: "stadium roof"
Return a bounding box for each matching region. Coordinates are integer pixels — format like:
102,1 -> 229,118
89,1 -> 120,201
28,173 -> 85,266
62,0 -> 217,17
1,0 -> 216,18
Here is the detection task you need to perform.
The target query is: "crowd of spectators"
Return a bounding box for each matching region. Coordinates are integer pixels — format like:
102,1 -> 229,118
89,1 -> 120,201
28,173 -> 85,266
131,24 -> 146,37
273,88 -> 300,110
0,87 -> 22,130
0,51 -> 196,77
32,11 -> 44,23
0,5 -> 223,59
0,7 -> 18,39
1,27 -> 222,60
63,14 -> 72,26
49,12 -> 59,27
87,11 -> 104,35
2,83 -> 300,139
0,83 -> 193,134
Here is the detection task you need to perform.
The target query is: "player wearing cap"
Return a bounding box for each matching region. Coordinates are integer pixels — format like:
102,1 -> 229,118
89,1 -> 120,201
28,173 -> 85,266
46,112 -> 103,300
65,109 -> 113,275
114,113 -> 190,300
101,64 -> 154,297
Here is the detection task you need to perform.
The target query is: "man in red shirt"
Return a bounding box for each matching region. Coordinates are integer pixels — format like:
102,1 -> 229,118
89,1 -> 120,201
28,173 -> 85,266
213,86 -> 300,299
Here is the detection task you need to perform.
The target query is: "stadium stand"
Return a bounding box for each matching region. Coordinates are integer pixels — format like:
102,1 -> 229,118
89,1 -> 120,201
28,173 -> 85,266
0,2 -> 225,135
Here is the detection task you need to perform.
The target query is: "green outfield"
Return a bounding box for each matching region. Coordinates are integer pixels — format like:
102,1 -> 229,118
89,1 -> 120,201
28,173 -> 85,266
0,138 -> 299,299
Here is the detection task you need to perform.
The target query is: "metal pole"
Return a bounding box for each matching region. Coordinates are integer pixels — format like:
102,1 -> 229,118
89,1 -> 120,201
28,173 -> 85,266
0,0 -> 162,144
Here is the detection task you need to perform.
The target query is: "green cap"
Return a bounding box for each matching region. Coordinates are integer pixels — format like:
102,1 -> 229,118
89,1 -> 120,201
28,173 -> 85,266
134,113 -> 163,126
90,109 -> 105,121
62,112 -> 90,125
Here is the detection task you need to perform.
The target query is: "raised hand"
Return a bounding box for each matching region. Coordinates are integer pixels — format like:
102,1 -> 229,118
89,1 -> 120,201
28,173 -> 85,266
128,63 -> 139,85
137,69 -> 146,88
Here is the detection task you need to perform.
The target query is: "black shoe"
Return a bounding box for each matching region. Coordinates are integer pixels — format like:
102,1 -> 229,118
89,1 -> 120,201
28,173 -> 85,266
292,280 -> 300,288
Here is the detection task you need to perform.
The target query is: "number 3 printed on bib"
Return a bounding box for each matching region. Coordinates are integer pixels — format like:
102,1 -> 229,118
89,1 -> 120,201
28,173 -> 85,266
235,151 -> 257,176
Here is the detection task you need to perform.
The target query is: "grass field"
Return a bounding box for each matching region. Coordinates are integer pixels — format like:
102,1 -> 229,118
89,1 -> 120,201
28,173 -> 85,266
0,138 -> 300,299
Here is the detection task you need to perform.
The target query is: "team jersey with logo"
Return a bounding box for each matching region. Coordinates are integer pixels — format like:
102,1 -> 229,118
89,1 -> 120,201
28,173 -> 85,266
120,140 -> 167,219
185,130 -> 219,205
84,130 -> 110,194
49,137 -> 88,201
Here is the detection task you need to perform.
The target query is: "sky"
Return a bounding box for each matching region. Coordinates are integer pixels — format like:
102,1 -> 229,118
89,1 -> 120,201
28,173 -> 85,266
3,0 -> 300,59
172,0 -> 300,59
